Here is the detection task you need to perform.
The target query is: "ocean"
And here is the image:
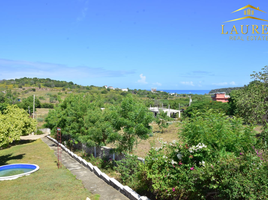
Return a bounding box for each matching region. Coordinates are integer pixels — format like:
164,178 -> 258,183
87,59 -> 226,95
156,90 -> 210,95
160,90 -> 210,94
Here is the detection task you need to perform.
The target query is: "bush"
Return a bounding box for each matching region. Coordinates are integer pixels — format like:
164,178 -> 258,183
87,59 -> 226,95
39,96 -> 45,100
37,117 -> 44,122
181,109 -> 256,155
184,101 -> 229,118
36,130 -> 44,135
41,103 -> 54,108
139,110 -> 263,199
115,154 -> 141,188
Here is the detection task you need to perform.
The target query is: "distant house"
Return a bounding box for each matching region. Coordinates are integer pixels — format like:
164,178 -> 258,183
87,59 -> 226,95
108,86 -> 114,90
104,85 -> 107,89
211,92 -> 230,103
121,88 -> 128,92
151,88 -> 157,93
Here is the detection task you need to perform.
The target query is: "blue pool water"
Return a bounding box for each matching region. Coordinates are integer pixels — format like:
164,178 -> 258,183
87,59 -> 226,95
0,164 -> 38,177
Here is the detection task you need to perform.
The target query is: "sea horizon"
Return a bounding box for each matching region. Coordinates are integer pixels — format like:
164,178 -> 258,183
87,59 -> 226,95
146,89 -> 211,95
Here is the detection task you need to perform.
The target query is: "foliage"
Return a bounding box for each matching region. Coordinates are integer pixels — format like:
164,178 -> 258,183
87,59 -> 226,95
45,94 -> 153,154
111,95 -> 154,153
0,105 -> 36,147
250,65 -> 268,83
229,80 -> 268,125
229,66 -> 268,125
139,110 -> 265,199
181,110 -> 256,155
155,110 -> 172,133
183,101 -> 230,118
209,87 -> 243,95
41,103 -> 54,108
79,105 -> 117,147
115,154 -> 141,188
18,95 -> 41,113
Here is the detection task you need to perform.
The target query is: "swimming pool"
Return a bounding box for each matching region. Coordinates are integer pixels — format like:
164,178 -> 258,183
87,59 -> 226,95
0,164 -> 39,181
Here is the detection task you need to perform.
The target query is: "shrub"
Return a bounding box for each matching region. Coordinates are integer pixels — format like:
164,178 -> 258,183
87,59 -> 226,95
115,154 -> 141,188
37,117 -> 44,122
39,96 -> 45,100
41,103 -> 54,109
181,109 -> 256,156
139,110 -> 262,199
36,130 -> 44,135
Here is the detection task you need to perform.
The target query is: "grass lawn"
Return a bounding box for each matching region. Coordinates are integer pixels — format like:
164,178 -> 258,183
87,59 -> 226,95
0,139 -> 100,200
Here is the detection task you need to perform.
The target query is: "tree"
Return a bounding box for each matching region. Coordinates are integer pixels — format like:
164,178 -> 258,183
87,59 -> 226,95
111,95 -> 154,153
0,105 -> 37,147
250,66 -> 268,84
79,106 -> 117,147
184,101 -> 229,118
155,110 -> 172,133
229,66 -> 268,125
18,95 -> 41,113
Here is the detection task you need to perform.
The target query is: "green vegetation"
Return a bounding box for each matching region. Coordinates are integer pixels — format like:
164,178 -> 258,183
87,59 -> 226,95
45,94 -> 153,154
155,110 -> 172,133
0,105 -> 36,148
229,66 -> 268,125
0,139 -> 99,200
183,100 -> 230,118
2,66 -> 268,199
139,110 -> 266,199
209,87 -> 243,95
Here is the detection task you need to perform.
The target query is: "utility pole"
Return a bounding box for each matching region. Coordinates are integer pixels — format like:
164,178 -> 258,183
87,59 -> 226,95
28,106 -> 31,117
189,96 -> 192,106
33,95 -> 35,119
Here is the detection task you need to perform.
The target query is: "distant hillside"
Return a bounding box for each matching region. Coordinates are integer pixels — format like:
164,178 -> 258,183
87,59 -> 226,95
0,77 -> 96,90
209,87 -> 243,95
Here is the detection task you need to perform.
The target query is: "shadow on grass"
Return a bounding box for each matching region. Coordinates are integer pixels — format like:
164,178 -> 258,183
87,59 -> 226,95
0,153 -> 25,165
0,140 -> 35,150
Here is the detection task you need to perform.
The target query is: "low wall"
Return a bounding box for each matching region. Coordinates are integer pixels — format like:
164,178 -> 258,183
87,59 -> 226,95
39,128 -> 51,134
81,144 -> 126,161
46,136 -> 150,200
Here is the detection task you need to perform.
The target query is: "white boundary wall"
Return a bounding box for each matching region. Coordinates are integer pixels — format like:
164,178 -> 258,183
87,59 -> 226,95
47,136 -> 150,200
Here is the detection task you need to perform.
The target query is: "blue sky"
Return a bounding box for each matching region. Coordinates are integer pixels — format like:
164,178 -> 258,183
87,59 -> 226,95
0,0 -> 267,90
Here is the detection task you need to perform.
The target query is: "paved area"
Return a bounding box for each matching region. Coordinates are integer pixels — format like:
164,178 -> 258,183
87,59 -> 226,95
20,133 -> 50,140
42,137 -> 129,200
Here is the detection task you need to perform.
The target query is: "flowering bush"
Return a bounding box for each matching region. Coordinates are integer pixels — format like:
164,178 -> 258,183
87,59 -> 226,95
139,110 -> 268,199
140,140 -> 210,199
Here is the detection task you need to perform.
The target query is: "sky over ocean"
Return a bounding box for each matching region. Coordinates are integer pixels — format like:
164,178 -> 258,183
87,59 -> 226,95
0,1 -> 267,90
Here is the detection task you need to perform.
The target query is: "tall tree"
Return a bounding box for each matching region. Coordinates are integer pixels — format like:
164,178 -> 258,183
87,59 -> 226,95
229,66 -> 268,125
111,95 -> 154,153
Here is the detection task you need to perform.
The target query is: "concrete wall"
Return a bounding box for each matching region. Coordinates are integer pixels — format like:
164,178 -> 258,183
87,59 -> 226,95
46,136 -> 150,200
39,128 -> 51,134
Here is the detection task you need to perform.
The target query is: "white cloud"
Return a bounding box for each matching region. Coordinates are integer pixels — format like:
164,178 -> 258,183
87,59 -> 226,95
229,81 -> 236,85
0,58 -> 134,80
212,81 -> 236,86
181,81 -> 194,86
137,74 -> 147,84
153,82 -> 162,86
77,0 -> 89,21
